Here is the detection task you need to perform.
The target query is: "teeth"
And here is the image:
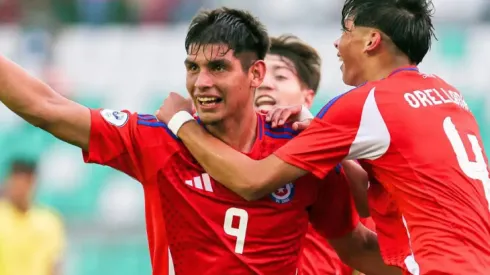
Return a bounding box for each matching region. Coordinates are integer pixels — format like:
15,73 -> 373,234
256,97 -> 275,105
197,96 -> 221,106
198,97 -> 218,102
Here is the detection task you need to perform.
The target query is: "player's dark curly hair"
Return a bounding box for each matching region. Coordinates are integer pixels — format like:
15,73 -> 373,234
269,35 -> 321,94
341,0 -> 436,65
185,7 -> 270,71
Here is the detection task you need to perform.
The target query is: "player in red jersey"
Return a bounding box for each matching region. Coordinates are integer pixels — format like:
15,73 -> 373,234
156,1 -> 490,274
0,7 -> 398,275
256,34 -> 376,275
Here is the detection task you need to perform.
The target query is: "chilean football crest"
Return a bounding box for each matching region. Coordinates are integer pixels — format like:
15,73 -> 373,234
270,183 -> 295,204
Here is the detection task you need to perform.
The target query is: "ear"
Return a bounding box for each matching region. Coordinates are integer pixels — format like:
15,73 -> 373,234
249,60 -> 266,89
302,89 -> 315,109
364,30 -> 382,52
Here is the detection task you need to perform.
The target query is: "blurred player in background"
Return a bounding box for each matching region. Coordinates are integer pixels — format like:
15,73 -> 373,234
0,7 -> 398,275
256,34 -> 356,275
254,35 -> 317,112
257,35 -> 378,275
155,0 -> 490,274
0,159 -> 65,275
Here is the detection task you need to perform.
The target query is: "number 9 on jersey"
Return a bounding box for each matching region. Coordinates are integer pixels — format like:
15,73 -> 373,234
223,207 -> 249,254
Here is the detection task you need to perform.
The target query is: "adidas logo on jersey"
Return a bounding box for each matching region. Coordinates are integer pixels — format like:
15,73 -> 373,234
185,173 -> 214,192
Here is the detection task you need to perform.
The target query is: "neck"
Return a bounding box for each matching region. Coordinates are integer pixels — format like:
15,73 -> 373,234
7,198 -> 29,213
362,54 -> 413,83
206,107 -> 258,153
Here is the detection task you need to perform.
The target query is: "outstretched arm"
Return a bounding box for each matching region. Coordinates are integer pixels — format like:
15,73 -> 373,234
158,88 -> 382,201
0,56 -> 90,150
177,121 -> 308,200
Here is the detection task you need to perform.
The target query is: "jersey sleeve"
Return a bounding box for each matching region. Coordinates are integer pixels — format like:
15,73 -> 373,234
274,86 -> 391,179
308,167 -> 360,239
83,109 -> 179,182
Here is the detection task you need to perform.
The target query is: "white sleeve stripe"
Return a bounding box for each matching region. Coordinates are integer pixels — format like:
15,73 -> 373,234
347,87 -> 391,160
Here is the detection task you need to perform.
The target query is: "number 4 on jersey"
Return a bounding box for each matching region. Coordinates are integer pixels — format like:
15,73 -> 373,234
223,207 -> 249,254
444,117 -> 490,208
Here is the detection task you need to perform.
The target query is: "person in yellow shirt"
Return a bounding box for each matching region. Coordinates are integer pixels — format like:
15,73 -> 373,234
0,159 -> 65,275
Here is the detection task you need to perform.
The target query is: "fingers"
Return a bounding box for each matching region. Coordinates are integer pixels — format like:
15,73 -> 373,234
265,105 -> 304,128
265,109 -> 276,122
271,108 -> 291,128
292,119 -> 312,131
154,110 -> 161,121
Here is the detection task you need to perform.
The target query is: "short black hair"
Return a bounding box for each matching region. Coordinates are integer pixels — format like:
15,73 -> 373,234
9,159 -> 37,175
342,0 -> 436,64
185,7 -> 270,70
269,35 -> 322,93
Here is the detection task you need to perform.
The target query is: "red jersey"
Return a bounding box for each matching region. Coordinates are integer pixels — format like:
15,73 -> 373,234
300,218 -> 376,275
366,178 -> 412,272
300,224 -> 350,275
83,110 -> 358,275
275,66 -> 490,275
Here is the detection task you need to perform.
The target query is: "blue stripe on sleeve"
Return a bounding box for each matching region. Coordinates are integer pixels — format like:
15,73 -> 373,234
137,120 -> 178,140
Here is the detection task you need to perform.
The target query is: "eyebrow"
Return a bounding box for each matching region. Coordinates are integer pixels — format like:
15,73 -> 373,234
271,64 -> 295,74
207,59 -> 231,67
184,59 -> 196,66
184,58 -> 231,67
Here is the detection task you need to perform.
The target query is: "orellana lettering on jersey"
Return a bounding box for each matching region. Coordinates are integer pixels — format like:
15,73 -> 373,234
404,87 -> 469,110
270,183 -> 295,204
100,109 -> 129,127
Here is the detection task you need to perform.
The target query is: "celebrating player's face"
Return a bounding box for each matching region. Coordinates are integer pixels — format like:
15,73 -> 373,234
336,18 -> 369,86
255,54 -> 313,111
185,43 -> 260,124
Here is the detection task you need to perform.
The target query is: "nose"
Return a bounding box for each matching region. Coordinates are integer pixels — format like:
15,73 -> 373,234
334,39 -> 340,50
258,72 -> 274,91
195,71 -> 213,89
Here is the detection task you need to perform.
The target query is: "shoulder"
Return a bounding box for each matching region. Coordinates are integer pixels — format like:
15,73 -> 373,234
31,206 -> 65,230
96,108 -> 180,143
0,200 -> 9,213
133,113 -> 179,140
316,83 -> 376,119
33,205 -> 63,222
260,114 -> 300,140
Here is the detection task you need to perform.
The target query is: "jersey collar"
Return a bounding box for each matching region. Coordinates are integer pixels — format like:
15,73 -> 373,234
388,66 -> 419,77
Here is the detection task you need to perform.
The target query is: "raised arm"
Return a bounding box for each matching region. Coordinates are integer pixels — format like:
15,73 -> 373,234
177,121 -> 308,200
0,56 -> 90,150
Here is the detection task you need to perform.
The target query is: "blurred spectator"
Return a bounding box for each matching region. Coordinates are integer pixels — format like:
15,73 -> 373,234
127,0 -> 178,23
51,0 -> 78,24
168,0 -> 207,22
76,0 -> 134,24
0,0 -> 20,23
19,0 -> 56,28
0,159 -> 65,275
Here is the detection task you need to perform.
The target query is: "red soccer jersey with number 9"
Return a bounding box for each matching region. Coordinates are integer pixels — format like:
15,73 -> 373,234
275,66 -> 490,275
83,112 -> 358,275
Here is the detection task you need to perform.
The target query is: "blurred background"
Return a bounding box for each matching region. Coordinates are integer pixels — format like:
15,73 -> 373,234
0,0 -> 489,274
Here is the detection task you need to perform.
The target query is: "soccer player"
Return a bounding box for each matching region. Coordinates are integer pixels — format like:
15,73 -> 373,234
155,0 -> 490,274
256,34 -> 360,275
0,159 -> 65,275
0,7 -> 397,275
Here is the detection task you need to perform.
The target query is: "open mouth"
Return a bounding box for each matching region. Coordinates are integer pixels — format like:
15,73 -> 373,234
196,96 -> 223,107
338,54 -> 344,71
255,96 -> 276,107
